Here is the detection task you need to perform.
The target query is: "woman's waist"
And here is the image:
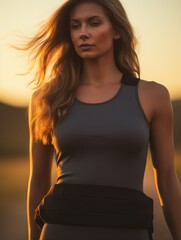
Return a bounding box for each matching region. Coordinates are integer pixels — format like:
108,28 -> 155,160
56,171 -> 144,191
52,182 -> 147,199
35,182 -> 153,239
42,182 -> 153,220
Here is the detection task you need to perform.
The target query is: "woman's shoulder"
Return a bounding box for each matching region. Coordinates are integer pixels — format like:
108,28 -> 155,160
29,87 -> 45,114
138,79 -> 172,120
30,84 -> 47,103
29,89 -> 40,108
139,79 -> 170,103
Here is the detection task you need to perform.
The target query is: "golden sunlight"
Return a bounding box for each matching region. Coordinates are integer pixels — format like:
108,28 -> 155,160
0,0 -> 181,107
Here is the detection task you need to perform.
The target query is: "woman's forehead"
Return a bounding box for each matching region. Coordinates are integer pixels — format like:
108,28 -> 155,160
70,2 -> 106,20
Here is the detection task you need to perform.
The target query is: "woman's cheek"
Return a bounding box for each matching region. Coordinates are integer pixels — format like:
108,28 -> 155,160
96,28 -> 114,45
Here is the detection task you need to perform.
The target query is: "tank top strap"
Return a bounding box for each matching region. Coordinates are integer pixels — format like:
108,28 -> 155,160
122,75 -> 140,86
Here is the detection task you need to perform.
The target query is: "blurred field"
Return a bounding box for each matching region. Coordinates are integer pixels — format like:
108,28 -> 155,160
0,152 -> 181,240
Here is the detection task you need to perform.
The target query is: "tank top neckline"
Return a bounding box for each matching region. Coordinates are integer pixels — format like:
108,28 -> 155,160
74,75 -> 126,106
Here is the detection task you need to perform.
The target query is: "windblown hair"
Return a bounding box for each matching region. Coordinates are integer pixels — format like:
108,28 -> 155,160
24,0 -> 140,144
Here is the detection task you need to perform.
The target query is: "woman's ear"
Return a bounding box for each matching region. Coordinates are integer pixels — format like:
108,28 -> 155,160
114,33 -> 120,40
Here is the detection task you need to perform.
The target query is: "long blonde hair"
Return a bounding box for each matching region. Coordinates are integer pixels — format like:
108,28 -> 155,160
24,0 -> 140,144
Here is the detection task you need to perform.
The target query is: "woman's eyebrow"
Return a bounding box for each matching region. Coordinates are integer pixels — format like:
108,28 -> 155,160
70,15 -> 102,22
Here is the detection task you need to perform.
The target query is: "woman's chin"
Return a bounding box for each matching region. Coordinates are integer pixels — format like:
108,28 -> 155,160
79,53 -> 97,60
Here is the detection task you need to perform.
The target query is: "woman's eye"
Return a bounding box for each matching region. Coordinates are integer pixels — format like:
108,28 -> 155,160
70,21 -> 100,29
71,25 -> 80,29
90,22 -> 100,26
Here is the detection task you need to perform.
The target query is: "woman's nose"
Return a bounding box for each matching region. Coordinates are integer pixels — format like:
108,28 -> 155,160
79,25 -> 89,40
80,33 -> 89,40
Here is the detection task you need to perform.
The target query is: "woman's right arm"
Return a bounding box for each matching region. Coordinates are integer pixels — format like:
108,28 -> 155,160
27,93 -> 54,240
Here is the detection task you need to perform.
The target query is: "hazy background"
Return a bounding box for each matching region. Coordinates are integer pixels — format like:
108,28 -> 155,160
0,0 -> 181,239
1,0 -> 181,107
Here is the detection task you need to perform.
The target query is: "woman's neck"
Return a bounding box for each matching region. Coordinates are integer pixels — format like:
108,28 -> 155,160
81,57 -> 122,87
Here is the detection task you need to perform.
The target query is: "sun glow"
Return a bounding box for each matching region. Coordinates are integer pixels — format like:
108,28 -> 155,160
0,0 -> 181,107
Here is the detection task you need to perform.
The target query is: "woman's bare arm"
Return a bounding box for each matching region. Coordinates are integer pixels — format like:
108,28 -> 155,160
149,84 -> 181,239
27,93 -> 54,240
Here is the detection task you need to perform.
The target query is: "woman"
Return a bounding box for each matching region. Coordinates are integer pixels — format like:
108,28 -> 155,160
25,0 -> 181,239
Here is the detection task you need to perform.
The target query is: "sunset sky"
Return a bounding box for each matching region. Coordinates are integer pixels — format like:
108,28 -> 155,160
0,0 -> 181,107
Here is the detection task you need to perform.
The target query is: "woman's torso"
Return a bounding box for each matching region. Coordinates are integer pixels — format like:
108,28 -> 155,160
54,74 -> 150,191
41,75 -> 151,240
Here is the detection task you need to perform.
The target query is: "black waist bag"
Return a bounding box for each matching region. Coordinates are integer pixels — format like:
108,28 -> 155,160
34,183 -> 153,239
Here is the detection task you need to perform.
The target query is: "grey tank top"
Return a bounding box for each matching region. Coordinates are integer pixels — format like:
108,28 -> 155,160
54,75 -> 150,191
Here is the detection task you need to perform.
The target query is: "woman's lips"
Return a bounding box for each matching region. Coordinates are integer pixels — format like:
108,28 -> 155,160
79,44 -> 94,49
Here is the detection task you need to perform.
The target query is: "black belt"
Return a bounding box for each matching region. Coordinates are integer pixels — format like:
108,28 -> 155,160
34,183 -> 153,239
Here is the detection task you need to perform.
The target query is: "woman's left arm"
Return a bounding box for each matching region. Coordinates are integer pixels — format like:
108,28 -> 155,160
149,84 -> 181,240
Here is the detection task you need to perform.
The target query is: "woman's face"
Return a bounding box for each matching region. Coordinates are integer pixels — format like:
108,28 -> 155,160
70,2 -> 118,60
